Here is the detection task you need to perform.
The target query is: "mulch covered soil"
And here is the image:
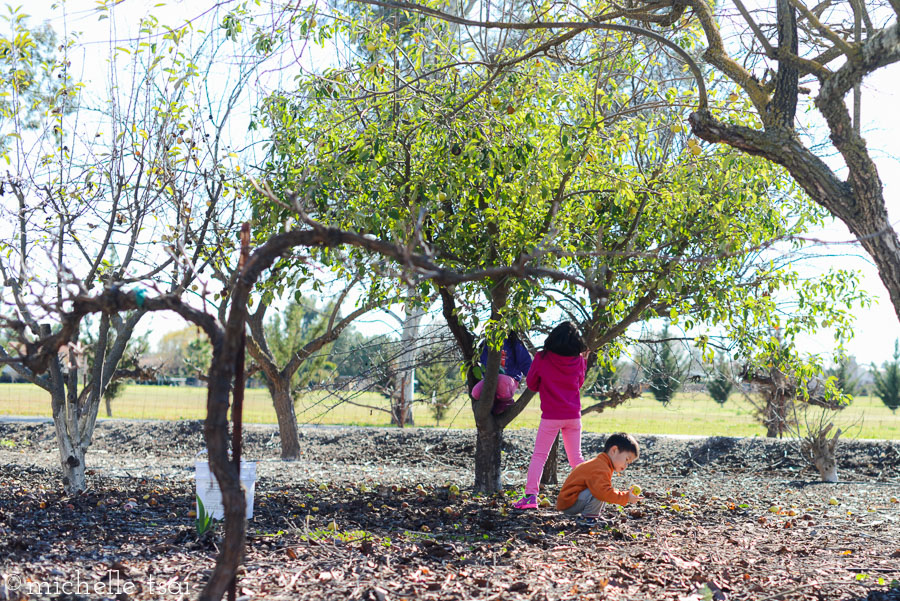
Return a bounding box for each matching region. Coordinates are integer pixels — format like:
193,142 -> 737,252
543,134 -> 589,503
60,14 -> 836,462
1,419 -> 899,601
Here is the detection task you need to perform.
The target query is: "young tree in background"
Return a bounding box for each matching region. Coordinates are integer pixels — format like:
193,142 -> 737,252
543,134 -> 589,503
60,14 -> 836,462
707,355 -> 734,406
646,325 -> 685,406
873,340 -> 900,414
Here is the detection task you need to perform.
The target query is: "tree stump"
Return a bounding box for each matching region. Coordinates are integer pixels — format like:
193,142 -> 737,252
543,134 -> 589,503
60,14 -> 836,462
801,422 -> 841,482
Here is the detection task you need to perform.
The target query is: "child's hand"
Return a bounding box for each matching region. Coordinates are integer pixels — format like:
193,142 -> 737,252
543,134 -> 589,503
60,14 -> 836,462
626,491 -> 642,504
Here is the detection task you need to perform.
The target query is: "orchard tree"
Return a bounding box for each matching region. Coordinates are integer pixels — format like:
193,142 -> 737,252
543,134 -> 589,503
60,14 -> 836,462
0,5 -> 274,493
254,3 -> 867,492
246,285 -> 381,459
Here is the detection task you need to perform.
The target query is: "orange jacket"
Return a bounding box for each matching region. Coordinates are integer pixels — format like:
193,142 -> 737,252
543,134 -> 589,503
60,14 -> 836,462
556,452 -> 629,511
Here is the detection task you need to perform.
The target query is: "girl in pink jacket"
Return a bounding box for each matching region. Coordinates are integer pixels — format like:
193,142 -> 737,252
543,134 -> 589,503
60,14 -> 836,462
513,321 -> 588,510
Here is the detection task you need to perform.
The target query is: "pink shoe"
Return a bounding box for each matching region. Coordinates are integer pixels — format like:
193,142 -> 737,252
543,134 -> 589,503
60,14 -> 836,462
512,494 -> 538,509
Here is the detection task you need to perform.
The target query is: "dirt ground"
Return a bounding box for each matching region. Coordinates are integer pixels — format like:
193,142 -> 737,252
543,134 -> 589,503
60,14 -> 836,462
1,419 -> 899,601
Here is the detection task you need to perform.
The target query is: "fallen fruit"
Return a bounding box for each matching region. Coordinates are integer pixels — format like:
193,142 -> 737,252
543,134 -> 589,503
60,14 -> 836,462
768,505 -> 781,513
448,484 -> 460,495
631,485 -> 642,496
829,497 -> 840,506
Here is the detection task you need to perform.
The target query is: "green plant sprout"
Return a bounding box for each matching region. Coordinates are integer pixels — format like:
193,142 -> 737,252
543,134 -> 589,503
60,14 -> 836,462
195,495 -> 217,536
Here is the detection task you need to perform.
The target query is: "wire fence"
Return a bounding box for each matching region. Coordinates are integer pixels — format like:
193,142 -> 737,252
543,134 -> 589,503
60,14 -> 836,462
2,383 -> 899,439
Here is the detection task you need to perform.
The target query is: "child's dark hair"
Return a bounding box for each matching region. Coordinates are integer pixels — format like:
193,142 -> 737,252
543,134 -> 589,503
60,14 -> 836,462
542,321 -> 587,357
603,432 -> 640,457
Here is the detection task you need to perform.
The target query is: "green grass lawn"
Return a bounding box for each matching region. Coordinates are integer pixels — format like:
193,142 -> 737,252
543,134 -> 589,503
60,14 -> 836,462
1,383 -> 898,439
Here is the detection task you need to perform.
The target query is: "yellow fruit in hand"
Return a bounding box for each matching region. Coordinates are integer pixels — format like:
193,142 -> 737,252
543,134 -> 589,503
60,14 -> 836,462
631,485 -> 642,496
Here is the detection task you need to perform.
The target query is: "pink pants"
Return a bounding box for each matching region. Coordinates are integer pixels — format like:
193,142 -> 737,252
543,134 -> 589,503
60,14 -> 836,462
524,417 -> 585,495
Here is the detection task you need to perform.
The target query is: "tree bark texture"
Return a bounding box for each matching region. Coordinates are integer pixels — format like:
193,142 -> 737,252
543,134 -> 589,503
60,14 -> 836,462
802,423 -> 841,482
473,421 -> 503,493
268,379 -> 301,460
540,434 -> 560,487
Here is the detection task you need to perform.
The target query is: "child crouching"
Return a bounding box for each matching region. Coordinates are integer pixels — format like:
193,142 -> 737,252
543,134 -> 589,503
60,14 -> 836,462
556,432 -> 641,524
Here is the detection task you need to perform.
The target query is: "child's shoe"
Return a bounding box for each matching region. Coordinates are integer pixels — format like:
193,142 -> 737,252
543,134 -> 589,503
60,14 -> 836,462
512,494 -> 538,509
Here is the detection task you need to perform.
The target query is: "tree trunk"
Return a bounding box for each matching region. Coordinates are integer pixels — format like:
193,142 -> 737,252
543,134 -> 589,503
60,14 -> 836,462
802,423 -> 841,483
54,418 -> 87,494
765,398 -> 780,438
540,434 -> 560,487
473,420 -> 503,493
105,396 -> 113,418
391,290 -> 423,426
268,379 -> 300,460
390,374 -> 415,426
764,390 -> 792,438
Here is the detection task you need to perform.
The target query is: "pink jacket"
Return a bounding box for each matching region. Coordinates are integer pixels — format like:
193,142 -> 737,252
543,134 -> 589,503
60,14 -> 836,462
525,350 -> 586,419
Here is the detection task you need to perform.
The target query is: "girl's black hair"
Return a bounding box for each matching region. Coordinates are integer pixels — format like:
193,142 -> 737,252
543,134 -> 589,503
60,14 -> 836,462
542,321 -> 587,357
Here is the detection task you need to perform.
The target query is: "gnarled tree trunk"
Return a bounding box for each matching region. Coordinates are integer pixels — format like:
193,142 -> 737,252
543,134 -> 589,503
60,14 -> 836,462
801,422 -> 841,482
268,379 -> 300,460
